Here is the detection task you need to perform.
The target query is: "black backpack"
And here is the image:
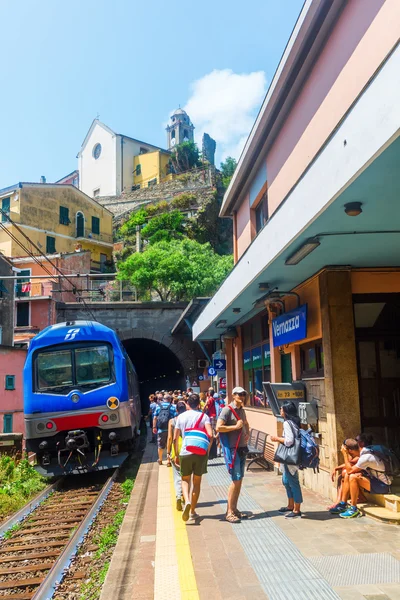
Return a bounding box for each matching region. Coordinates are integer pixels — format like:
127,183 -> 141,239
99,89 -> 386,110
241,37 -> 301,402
157,403 -> 172,431
367,445 -> 400,478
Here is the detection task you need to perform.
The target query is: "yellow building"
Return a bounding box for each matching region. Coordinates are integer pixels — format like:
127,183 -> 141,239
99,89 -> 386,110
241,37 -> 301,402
0,182 -> 113,267
133,150 -> 173,189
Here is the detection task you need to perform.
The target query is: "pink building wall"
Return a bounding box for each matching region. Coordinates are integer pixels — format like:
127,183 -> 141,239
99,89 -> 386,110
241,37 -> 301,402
235,194 -> 252,260
267,0 -> 397,215
0,346 -> 27,434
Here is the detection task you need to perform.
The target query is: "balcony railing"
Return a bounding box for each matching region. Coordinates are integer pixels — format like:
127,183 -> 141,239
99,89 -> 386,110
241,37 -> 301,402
76,229 -> 113,244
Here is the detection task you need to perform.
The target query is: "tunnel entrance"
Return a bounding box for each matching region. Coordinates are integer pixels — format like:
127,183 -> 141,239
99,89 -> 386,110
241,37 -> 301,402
123,338 -> 185,409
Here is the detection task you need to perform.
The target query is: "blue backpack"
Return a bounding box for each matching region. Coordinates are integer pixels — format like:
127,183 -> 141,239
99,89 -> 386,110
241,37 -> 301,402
299,428 -> 320,472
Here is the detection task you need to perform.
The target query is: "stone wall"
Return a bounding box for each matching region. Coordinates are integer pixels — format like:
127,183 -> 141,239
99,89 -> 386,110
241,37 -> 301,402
56,302 -> 204,379
97,167 -> 216,220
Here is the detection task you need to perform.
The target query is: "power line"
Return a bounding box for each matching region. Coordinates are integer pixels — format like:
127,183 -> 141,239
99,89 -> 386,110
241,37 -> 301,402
0,209 -> 97,321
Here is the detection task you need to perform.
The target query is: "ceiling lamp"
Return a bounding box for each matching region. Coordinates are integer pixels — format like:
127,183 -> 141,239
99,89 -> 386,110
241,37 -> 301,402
232,308 -> 241,314
344,202 -> 362,216
215,319 -> 228,328
285,238 -> 320,265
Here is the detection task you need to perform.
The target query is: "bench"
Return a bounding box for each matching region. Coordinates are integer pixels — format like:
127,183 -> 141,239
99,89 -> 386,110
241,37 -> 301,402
246,429 -> 271,471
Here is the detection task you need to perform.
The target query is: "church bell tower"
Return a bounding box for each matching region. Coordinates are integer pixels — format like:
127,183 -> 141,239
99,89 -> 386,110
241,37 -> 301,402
166,108 -> 195,149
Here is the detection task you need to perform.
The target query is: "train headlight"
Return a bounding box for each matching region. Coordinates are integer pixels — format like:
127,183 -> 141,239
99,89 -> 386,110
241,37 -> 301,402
71,393 -> 80,403
37,422 -> 45,431
109,413 -> 118,422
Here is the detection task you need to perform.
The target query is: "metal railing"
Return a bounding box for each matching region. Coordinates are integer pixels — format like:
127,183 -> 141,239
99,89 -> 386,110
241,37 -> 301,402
76,229 -> 113,244
76,279 -> 138,303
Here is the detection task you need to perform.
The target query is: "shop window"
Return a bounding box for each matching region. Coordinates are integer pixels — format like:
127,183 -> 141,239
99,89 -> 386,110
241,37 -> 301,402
300,340 -> 324,378
59,206 -> 70,225
5,375 -> 15,390
92,216 -> 100,235
46,236 -> 56,254
3,414 -> 12,433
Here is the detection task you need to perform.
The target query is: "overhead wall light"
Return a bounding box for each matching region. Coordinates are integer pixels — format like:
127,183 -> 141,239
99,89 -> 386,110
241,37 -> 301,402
344,202 -> 362,217
232,308 -> 241,314
285,238 -> 320,265
215,319 -> 228,328
258,282 -> 269,291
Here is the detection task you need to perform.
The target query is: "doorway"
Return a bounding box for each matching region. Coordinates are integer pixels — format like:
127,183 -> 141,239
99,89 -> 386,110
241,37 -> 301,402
76,212 -> 84,237
281,353 -> 292,383
354,294 -> 400,448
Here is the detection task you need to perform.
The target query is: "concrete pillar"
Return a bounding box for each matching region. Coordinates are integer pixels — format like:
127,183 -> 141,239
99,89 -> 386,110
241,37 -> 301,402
319,270 -> 361,468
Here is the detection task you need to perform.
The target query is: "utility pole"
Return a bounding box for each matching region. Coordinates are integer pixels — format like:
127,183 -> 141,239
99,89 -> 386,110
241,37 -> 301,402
136,225 -> 141,253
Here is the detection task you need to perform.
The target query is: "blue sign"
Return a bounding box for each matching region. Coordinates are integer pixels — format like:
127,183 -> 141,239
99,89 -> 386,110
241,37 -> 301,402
213,358 -> 226,371
208,366 -> 217,377
272,304 -> 307,347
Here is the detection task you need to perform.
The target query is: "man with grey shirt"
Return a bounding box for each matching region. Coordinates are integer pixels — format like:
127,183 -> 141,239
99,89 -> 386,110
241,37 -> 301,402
216,386 -> 250,523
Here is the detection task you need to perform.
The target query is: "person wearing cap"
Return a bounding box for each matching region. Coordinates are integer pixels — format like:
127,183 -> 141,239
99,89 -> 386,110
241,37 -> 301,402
216,387 -> 249,523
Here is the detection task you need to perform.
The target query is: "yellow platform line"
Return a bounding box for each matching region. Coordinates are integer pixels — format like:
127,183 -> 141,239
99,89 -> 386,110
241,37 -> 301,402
169,468 -> 200,600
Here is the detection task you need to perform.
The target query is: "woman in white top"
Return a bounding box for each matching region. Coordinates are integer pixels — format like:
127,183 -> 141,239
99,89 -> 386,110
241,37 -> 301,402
271,401 -> 303,519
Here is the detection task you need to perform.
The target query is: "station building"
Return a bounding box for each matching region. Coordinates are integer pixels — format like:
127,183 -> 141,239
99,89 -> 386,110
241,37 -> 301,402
192,0 -> 400,498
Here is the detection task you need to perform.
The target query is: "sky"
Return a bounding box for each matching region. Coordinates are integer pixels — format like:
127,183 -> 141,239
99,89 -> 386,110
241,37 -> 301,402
0,0 -> 304,189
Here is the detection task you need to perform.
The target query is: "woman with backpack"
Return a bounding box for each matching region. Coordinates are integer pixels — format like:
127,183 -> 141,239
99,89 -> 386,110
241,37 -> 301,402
270,401 -> 303,519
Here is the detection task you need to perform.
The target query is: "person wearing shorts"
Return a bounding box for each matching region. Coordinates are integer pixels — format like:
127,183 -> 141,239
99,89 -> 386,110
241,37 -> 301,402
217,387 -> 249,523
174,394 -> 212,523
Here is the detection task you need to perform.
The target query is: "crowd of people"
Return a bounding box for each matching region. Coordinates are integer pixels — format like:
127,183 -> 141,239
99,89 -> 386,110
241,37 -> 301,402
148,386 -> 250,523
147,389 -> 395,524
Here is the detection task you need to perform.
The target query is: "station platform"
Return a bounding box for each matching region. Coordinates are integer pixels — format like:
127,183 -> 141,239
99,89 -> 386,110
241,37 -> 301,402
101,439 -> 400,600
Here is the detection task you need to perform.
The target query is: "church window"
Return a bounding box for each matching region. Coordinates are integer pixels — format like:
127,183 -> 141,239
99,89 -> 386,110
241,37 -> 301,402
136,164 -> 141,176
93,143 -> 102,160
183,129 -> 189,141
171,129 -> 175,139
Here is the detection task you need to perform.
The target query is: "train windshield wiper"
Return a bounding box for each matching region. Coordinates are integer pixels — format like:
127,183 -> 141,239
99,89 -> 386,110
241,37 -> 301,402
39,385 -> 72,393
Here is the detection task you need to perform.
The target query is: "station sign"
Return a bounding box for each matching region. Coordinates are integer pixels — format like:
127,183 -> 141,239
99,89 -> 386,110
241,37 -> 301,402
219,377 -> 227,390
213,358 -> 226,371
272,304 -> 307,347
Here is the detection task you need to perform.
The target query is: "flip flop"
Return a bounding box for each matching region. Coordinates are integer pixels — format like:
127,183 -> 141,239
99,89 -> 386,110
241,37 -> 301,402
225,512 -> 241,523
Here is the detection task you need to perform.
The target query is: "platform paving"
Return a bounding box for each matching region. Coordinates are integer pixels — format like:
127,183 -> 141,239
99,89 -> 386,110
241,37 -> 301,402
102,441 -> 400,600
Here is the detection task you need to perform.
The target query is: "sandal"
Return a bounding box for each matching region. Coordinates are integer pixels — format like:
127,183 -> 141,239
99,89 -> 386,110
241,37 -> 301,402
278,506 -> 292,513
158,460 -> 162,465
225,512 -> 241,523
233,509 -> 248,519
166,462 -> 172,467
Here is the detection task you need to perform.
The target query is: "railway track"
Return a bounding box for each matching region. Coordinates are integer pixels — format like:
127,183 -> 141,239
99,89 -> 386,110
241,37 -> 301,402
0,470 -> 118,599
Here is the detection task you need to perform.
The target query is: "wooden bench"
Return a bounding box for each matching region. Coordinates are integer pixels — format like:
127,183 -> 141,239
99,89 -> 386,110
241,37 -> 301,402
246,429 -> 271,471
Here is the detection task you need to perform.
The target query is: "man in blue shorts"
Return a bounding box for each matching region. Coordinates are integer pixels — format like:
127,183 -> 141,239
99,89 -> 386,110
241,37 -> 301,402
153,395 -> 176,465
216,386 -> 249,523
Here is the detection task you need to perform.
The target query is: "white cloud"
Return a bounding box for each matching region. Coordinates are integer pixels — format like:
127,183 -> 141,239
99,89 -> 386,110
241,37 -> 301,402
182,69 -> 267,163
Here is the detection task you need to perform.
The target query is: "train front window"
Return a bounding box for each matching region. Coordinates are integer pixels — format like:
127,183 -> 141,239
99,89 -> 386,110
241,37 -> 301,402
36,344 -> 113,392
75,346 -> 111,385
37,350 -> 73,390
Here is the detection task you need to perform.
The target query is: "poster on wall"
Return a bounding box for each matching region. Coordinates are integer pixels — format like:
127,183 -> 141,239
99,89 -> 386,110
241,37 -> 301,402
272,304 -> 307,347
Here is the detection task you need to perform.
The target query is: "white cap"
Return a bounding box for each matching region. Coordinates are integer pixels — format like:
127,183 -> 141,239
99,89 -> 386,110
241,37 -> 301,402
232,386 -> 247,394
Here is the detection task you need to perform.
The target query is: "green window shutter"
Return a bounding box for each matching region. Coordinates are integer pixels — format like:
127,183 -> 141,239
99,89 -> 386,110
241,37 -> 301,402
136,164 -> 141,176
5,375 -> 15,390
92,216 -> 100,235
46,236 -> 56,253
3,414 -> 13,433
1,197 -> 10,222
59,206 -> 70,225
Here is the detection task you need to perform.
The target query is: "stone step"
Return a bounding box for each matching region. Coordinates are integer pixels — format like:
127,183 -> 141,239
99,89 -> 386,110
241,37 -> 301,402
363,491 -> 400,512
359,502 -> 400,524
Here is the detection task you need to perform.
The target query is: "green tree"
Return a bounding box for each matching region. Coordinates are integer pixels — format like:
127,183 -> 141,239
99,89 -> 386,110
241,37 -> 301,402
117,238 -> 233,302
141,210 -> 186,244
220,156 -> 237,188
170,141 -> 201,173
119,208 -> 148,237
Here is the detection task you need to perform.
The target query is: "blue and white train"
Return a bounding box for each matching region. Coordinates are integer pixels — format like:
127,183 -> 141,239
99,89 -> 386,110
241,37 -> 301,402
24,321 -> 141,476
